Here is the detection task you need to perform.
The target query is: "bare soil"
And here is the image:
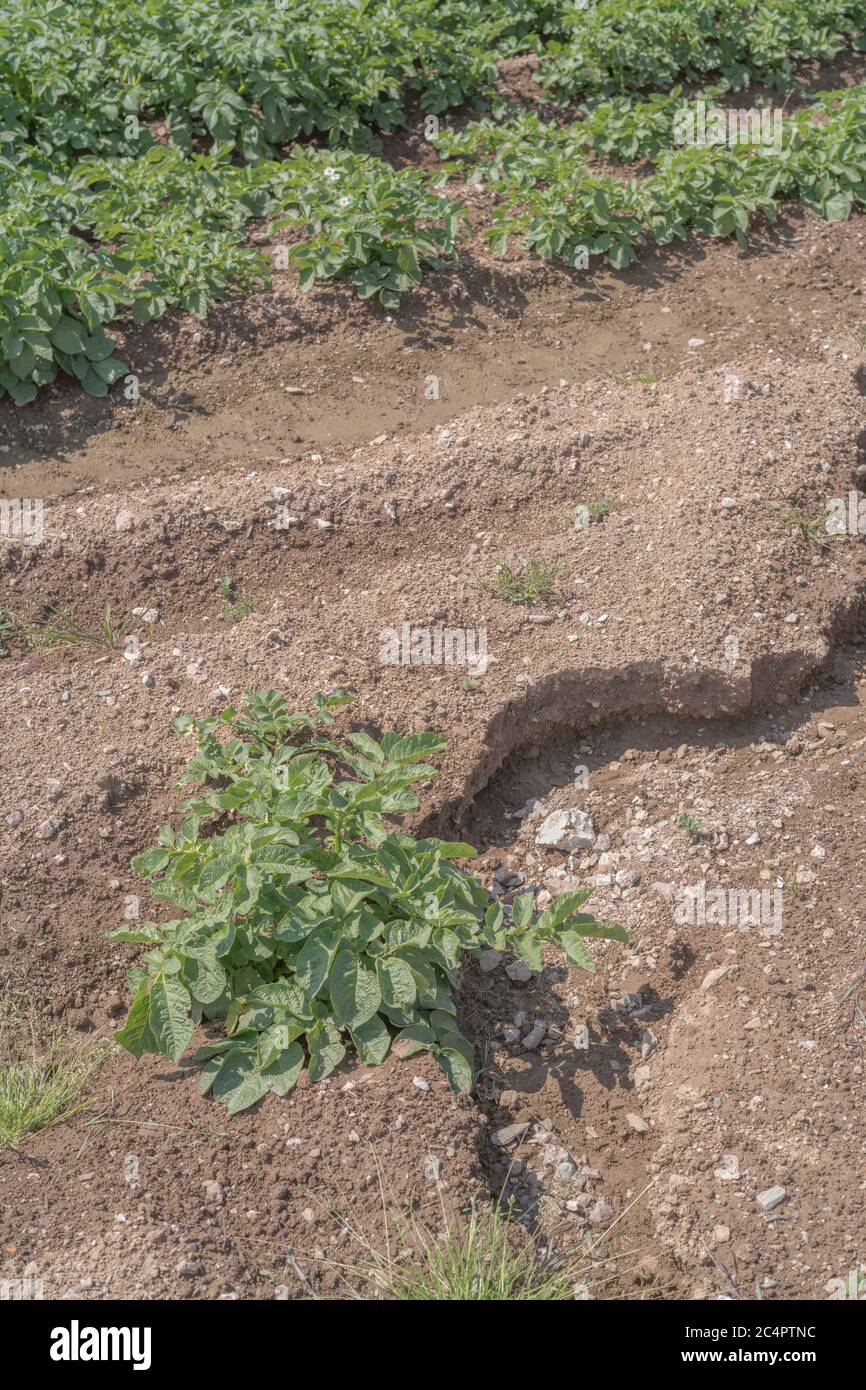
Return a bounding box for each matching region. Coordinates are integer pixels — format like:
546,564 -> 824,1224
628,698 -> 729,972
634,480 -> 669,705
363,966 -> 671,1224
1,204 -> 864,500
1,189 -> 866,1300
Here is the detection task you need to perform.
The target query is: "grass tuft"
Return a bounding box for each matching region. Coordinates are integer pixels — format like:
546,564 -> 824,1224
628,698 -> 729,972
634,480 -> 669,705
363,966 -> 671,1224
778,507 -> 829,548
0,603 -> 133,653
0,1023 -> 108,1149
374,1203 -> 580,1301
313,1197 -> 585,1301
478,556 -> 561,605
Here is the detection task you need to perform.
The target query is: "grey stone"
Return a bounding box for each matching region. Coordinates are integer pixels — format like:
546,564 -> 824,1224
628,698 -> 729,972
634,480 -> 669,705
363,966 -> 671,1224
757,1185 -> 787,1211
479,949 -> 502,974
522,1020 -> 547,1051
588,1200 -> 614,1226
492,1122 -> 531,1148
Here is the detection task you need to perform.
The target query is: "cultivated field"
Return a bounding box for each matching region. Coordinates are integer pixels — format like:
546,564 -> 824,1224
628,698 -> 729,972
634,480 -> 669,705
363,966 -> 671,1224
1,1 -> 866,1306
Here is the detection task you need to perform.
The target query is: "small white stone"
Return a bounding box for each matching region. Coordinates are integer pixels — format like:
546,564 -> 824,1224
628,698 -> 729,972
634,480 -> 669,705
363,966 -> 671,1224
701,965 -> 733,992
412,1076 -> 430,1092
714,1154 -> 740,1181
588,1199 -> 614,1226
535,808 -> 596,852
757,1185 -> 786,1211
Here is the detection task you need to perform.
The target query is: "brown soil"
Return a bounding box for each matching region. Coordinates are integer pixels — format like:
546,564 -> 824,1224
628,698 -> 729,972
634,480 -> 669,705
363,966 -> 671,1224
1,172 -> 866,1300
1,203 -> 864,501
461,643 -> 866,1300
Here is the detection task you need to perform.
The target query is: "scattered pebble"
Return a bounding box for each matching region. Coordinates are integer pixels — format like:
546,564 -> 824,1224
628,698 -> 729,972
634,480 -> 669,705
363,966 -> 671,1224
757,1185 -> 787,1211
701,965 -> 733,992
588,1199 -> 614,1226
492,1122 -> 531,1147
522,1020 -> 547,1051
479,949 -> 502,973
536,808 -> 596,852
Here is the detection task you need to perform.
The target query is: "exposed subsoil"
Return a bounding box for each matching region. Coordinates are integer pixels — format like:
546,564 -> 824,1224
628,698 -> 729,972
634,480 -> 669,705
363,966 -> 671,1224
460,643 -> 866,1301
1,185 -> 866,1299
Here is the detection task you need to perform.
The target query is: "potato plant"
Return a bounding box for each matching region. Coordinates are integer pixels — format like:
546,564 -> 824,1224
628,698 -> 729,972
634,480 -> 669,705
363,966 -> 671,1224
2,3 -> 864,402
112,691 -> 627,1114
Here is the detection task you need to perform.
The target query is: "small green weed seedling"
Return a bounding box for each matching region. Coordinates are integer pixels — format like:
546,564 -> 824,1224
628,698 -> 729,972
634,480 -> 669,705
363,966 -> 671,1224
836,317 -> 866,358
564,494 -> 612,528
0,604 -> 16,653
112,690 -> 626,1113
678,811 -> 704,843
218,576 -> 258,623
478,557 -> 562,604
